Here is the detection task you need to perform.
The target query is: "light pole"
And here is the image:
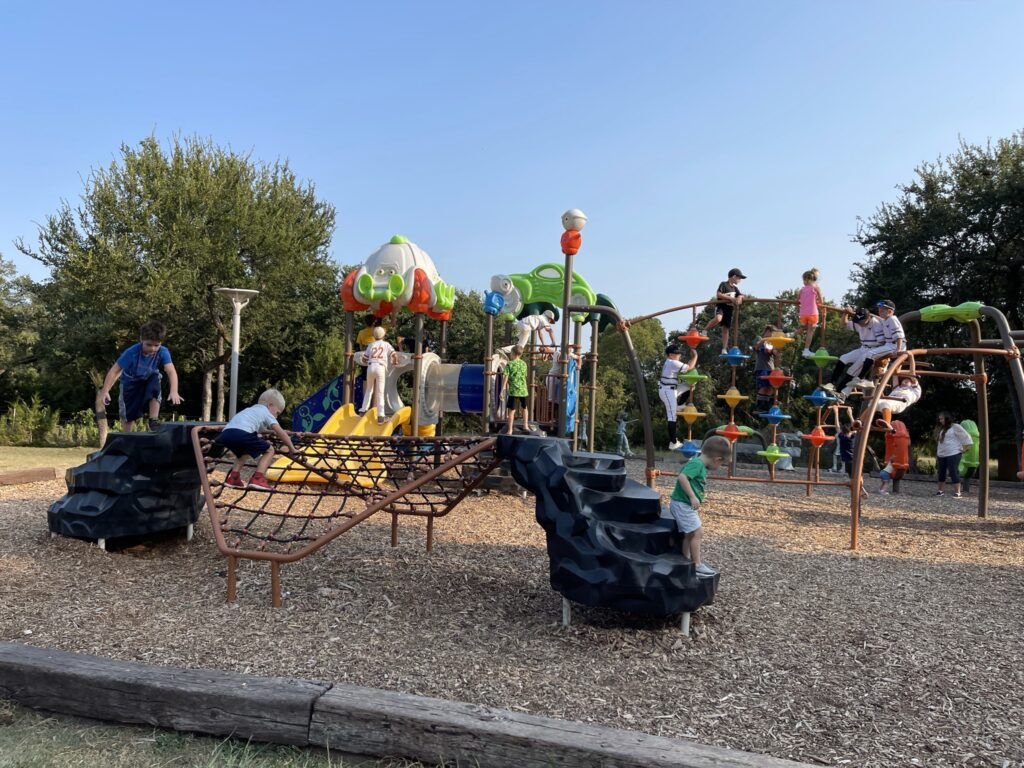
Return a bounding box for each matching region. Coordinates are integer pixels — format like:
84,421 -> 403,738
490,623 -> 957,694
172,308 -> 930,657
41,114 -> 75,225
214,287 -> 259,419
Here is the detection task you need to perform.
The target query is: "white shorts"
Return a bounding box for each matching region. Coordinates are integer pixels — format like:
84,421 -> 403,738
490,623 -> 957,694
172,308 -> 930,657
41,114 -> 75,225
874,397 -> 911,416
668,500 -> 702,534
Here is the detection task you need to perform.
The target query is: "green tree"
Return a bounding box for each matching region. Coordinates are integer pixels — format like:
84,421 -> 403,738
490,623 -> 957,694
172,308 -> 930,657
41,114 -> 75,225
852,132 -> 1024,443
0,254 -> 42,403
17,136 -> 340,415
592,317 -> 665,449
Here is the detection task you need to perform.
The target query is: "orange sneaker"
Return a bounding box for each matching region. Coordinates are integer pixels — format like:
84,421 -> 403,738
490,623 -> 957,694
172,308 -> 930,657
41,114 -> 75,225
247,472 -> 273,490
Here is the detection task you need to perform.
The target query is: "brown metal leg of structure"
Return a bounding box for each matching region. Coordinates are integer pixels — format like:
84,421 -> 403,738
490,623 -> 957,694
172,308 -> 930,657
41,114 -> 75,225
271,561 -> 281,608
426,515 -> 434,552
391,512 -> 399,547
227,556 -> 237,602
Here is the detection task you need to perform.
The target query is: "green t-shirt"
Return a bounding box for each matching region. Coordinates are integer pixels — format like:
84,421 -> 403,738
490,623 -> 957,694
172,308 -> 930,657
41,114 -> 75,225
671,456 -> 708,504
504,358 -> 528,397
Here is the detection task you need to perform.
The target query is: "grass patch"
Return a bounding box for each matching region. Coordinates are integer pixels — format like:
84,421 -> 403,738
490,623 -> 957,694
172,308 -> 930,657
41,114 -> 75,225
0,701 -> 427,767
0,446 -> 93,473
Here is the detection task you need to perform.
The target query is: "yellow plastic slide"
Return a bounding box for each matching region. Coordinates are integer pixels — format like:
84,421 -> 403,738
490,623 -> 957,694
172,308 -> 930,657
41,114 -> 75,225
266,404 -> 411,486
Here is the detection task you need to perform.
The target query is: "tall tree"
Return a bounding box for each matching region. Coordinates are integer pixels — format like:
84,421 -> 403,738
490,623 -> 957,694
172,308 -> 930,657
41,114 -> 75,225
17,136 -> 340,414
852,132 -> 1024,443
0,254 -> 42,403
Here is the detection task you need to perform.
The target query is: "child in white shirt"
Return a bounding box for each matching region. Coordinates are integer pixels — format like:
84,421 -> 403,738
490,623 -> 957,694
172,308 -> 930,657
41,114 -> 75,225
360,326 -> 399,423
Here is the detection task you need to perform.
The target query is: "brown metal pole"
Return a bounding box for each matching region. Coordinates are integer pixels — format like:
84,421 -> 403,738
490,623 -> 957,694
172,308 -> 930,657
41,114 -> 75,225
969,321 -> 990,518
391,512 -> 399,547
343,310 -> 355,406
271,561 -> 281,608
848,351 -> 911,549
226,555 -> 237,602
588,318 -> 599,452
439,319 -> 448,360
426,516 -> 434,553
483,314 -> 494,433
410,314 -> 424,436
560,258 -> 573,439
526,330 -> 537,427
571,320 -> 583,451
805,447 -> 813,497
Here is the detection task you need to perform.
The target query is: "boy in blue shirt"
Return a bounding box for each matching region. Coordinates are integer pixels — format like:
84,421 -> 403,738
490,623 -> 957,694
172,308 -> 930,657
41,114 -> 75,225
216,389 -> 296,490
99,321 -> 183,432
668,435 -> 732,576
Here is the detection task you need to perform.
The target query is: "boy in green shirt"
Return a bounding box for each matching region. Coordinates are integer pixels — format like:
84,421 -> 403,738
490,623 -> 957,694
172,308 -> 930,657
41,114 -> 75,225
503,346 -> 530,434
668,435 -> 732,575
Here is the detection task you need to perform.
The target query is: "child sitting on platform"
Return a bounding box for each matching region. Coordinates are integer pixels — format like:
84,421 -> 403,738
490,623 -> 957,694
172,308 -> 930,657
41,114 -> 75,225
217,389 -> 296,490
667,435 -> 732,576
852,375 -> 922,433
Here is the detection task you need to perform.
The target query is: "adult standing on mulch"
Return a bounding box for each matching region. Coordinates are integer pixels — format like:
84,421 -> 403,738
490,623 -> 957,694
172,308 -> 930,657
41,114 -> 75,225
934,411 -> 974,498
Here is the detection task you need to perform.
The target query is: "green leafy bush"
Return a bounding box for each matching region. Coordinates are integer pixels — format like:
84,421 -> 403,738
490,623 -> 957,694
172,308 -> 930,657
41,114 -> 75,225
0,398 -> 100,447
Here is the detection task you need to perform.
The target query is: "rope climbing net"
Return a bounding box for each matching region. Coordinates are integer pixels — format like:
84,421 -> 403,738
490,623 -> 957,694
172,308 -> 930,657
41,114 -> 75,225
191,426 -> 501,604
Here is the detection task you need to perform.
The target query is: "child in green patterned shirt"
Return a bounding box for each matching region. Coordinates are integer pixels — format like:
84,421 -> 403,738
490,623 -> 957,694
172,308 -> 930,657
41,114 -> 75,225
503,346 -> 529,434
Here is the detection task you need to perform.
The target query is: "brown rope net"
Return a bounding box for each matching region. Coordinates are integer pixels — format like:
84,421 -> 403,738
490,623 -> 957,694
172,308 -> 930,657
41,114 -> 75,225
191,426 -> 500,603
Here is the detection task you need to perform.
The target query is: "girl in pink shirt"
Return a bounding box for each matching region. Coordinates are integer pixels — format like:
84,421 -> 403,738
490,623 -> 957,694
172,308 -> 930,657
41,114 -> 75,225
798,267 -> 823,358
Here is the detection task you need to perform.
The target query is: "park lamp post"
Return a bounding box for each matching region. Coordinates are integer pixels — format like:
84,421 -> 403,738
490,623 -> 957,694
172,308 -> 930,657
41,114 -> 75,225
214,287 -> 259,419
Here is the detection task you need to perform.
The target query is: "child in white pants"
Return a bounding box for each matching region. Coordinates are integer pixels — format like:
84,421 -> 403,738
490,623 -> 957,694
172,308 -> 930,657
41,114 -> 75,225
360,327 -> 398,423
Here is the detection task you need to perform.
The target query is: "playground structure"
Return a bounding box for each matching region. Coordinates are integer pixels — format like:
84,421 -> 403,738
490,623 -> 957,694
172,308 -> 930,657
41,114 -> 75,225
625,297 -> 1024,549
178,216 -> 715,617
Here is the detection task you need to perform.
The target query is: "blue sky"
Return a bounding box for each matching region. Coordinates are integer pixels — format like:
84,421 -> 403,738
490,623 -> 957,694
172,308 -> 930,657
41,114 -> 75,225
2,1 -> 1023,320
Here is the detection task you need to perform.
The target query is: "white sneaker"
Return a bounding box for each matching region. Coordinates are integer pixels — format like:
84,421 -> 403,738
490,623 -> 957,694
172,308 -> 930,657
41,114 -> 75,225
695,563 -> 718,576
801,348 -> 814,358
668,441 -> 683,451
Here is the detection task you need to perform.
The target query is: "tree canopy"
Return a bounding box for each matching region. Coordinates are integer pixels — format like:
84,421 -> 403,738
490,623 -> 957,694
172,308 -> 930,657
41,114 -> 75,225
0,254 -> 41,402
17,136 -> 341,412
852,132 -> 1024,443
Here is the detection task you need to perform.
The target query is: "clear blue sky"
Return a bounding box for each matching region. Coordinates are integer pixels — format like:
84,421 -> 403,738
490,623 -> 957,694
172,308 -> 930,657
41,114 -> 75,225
3,1 -> 1023,320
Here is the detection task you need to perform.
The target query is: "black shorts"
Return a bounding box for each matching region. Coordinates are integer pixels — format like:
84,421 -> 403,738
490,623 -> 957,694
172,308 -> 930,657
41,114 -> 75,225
506,395 -> 527,410
716,306 -> 734,328
216,428 -> 271,459
754,369 -> 772,390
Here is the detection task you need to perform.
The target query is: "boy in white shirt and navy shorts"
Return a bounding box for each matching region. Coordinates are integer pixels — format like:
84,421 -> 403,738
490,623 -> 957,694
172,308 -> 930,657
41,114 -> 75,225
217,389 -> 297,490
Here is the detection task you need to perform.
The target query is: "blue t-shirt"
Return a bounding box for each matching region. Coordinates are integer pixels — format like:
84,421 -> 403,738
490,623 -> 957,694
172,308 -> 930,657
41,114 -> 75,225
117,343 -> 172,382
224,403 -> 279,434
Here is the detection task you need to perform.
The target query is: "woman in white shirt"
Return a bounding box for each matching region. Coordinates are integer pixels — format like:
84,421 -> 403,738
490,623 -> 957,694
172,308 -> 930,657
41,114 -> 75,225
934,411 -> 974,498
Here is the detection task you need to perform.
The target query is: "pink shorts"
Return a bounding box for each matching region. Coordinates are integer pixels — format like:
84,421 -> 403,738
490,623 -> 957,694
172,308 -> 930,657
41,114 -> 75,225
800,314 -> 819,327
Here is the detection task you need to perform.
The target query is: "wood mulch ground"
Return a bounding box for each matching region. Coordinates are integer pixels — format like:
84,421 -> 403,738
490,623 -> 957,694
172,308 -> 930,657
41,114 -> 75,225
2,467 -> 1022,767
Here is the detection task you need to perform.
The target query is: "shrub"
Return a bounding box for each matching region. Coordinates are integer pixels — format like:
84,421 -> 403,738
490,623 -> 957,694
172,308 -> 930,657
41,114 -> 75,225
0,398 -> 100,447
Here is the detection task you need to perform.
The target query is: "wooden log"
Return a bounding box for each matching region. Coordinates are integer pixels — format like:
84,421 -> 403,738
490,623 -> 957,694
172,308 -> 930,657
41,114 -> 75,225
310,683 -> 817,768
0,642 -> 328,746
0,467 -> 58,486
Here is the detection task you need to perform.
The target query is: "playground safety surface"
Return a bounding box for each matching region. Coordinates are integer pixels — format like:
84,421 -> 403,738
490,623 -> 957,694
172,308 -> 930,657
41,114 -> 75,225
1,473 -> 1022,767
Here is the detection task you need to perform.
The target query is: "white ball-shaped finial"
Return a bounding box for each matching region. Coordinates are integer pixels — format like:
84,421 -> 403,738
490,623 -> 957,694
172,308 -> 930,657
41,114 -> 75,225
561,208 -> 588,232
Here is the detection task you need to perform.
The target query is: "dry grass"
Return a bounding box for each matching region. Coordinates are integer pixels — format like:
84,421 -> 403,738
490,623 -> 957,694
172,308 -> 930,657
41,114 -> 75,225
2,467 -> 1023,767
0,446 -> 92,472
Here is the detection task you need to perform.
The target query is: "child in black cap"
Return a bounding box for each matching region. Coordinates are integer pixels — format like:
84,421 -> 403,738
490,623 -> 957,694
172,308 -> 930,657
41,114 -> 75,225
704,268 -> 746,354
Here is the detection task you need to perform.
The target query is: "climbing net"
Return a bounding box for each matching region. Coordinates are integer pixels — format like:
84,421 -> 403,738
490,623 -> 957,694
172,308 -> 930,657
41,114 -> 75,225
191,426 -> 500,569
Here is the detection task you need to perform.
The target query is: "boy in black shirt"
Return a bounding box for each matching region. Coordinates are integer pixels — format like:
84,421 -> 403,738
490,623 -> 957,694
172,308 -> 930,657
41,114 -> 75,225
704,268 -> 746,353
